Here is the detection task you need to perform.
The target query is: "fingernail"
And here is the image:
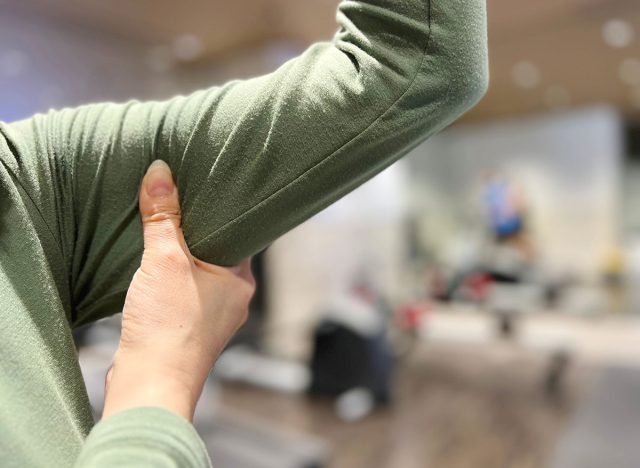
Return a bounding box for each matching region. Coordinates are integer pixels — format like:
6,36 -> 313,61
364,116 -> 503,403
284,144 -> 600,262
146,160 -> 174,197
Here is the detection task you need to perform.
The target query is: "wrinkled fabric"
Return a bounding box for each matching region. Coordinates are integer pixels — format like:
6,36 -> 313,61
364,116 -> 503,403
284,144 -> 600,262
0,1 -> 488,466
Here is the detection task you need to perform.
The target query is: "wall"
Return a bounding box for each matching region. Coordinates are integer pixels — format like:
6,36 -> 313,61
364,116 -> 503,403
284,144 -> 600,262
0,8 -> 291,122
0,10 -> 152,121
405,106 -> 623,281
265,163 -> 411,359
264,108 -> 624,359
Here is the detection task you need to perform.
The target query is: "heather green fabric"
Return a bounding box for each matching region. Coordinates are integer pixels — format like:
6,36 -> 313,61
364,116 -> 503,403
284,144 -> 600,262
0,0 -> 488,466
74,408 -> 210,467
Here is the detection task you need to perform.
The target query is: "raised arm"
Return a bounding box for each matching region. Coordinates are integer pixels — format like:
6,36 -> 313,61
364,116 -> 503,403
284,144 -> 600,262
3,0 -> 488,326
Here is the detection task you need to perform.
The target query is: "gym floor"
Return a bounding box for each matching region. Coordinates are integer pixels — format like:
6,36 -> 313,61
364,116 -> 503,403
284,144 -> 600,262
218,341 -> 592,468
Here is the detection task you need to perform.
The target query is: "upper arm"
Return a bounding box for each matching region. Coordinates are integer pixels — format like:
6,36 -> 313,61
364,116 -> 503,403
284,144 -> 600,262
8,0 -> 487,326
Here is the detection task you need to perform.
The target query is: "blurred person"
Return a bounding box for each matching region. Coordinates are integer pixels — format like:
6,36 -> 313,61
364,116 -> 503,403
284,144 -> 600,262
484,173 -> 526,241
0,0 -> 488,466
480,173 -> 537,336
482,172 -> 535,281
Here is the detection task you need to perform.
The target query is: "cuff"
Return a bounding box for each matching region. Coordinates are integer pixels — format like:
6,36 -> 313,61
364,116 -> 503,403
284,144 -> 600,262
75,407 -> 211,468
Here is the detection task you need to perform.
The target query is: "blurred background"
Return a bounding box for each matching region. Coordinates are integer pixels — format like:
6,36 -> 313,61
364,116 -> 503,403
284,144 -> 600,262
3,0 -> 640,467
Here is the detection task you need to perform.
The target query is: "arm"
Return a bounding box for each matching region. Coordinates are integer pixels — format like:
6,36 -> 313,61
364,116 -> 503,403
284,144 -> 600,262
3,0 -> 488,326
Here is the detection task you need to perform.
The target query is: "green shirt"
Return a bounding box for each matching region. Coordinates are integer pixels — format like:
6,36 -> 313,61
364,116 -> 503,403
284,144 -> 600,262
0,0 -> 488,466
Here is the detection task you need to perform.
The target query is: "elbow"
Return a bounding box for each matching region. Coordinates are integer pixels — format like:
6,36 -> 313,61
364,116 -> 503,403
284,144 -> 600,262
467,44 -> 491,107
447,56 -> 490,117
464,36 -> 491,109
426,0 -> 490,120
416,42 -> 489,130
440,18 -> 490,119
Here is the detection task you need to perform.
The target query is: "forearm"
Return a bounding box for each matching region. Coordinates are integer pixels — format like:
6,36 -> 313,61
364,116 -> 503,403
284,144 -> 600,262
182,0 -> 489,264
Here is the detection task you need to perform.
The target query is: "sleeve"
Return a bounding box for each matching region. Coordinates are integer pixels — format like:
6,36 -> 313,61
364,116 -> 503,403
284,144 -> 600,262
74,407 -> 211,468
3,0 -> 488,326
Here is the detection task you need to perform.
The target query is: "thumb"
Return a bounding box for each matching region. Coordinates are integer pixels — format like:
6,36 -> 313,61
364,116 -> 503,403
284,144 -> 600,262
139,160 -> 188,254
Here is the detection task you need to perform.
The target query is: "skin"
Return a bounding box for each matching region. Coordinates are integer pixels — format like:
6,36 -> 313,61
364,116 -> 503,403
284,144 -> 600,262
102,160 -> 256,422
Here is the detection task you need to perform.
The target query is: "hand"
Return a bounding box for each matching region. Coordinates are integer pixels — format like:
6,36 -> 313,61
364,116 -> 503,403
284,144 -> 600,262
103,160 -> 255,422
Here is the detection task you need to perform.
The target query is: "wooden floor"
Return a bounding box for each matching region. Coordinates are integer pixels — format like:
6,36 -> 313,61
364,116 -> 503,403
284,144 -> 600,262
219,341 -> 592,468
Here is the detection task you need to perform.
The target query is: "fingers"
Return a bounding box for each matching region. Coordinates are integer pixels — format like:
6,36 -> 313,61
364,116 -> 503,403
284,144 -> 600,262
139,160 -> 189,256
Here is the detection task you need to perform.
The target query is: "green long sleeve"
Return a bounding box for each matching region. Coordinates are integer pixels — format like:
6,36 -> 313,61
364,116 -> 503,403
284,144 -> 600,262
74,408 -> 211,468
4,0 -> 487,328
0,1 -> 488,466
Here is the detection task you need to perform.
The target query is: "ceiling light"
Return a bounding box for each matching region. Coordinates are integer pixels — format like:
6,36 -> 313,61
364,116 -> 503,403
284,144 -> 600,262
172,34 -> 204,62
511,61 -> 541,89
619,58 -> 640,86
602,19 -> 634,49
544,85 -> 571,109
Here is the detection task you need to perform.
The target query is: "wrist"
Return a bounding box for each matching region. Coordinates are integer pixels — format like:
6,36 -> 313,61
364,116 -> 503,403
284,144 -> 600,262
103,349 -> 201,422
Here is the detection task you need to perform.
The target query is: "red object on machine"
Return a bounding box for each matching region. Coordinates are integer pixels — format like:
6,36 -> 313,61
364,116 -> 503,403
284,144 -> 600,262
396,301 -> 430,330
